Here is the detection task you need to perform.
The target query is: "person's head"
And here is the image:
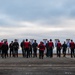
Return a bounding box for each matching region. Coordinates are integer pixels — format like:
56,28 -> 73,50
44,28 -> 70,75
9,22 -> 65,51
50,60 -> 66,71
34,40 -> 36,43
14,39 -> 17,42
50,39 -> 52,41
11,41 -> 13,43
71,40 -> 73,42
26,39 -> 28,41
58,40 -> 60,42
47,41 -> 49,43
40,41 -> 43,44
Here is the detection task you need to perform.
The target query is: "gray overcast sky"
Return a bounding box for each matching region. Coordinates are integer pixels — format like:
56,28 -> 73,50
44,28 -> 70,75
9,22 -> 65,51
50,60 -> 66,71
0,0 -> 75,42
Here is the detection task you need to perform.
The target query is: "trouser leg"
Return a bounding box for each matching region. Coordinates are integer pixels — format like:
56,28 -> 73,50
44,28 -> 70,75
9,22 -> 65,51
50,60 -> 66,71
10,50 -> 11,57
26,48 -> 29,58
71,49 -> 73,58
0,49 -> 1,57
41,51 -> 44,59
59,50 -> 61,57
57,50 -> 59,57
5,51 -> 7,58
16,50 -> 18,57
6,50 -> 8,57
50,48 -> 53,57
34,50 -> 37,57
73,49 -> 74,57
46,49 -> 48,57
64,50 -> 66,57
2,50 -> 4,58
39,50 -> 41,59
22,48 -> 25,57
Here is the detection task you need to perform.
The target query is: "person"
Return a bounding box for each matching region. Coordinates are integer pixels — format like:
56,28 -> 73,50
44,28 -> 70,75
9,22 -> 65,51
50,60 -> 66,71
9,41 -> 14,57
48,39 -> 54,57
32,40 -> 38,58
56,40 -> 62,57
24,39 -> 30,58
29,41 -> 32,57
62,41 -> 67,57
70,40 -> 75,58
5,40 -> 8,57
20,40 -> 25,57
46,41 -> 49,57
1,41 -> 8,58
38,41 -> 45,59
13,39 -> 19,57
0,40 -> 3,57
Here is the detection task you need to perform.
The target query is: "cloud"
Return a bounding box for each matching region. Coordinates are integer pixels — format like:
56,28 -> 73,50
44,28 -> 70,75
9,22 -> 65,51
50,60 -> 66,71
0,17 -> 75,41
0,0 -> 75,42
0,0 -> 75,21
0,0 -> 75,23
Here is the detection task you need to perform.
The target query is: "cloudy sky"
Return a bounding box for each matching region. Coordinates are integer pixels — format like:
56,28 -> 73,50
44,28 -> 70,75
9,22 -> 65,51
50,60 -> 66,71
0,0 -> 75,43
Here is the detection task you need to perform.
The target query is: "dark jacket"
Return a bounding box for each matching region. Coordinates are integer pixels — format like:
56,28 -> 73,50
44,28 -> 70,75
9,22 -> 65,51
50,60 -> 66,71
32,43 -> 38,48
2,43 -> 8,52
62,43 -> 67,50
20,41 -> 24,48
13,42 -> 19,49
9,42 -> 13,50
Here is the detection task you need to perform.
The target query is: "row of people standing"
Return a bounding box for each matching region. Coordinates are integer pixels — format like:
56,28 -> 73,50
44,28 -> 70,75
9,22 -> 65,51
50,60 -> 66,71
20,39 -> 38,58
9,39 -> 19,57
0,39 -> 75,58
0,40 -> 8,58
9,39 -> 45,59
0,39 -> 19,58
57,40 -> 75,58
16,39 -> 75,58
0,39 -> 38,58
46,39 -> 75,58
